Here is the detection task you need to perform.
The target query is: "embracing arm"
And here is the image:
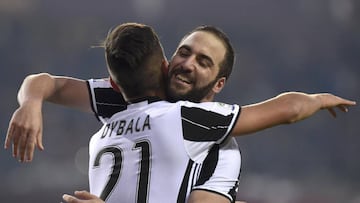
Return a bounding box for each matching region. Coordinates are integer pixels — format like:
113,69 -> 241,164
232,92 -> 356,136
18,73 -> 92,112
4,73 -> 91,162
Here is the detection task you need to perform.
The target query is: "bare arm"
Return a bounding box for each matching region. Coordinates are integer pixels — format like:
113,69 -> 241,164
4,73 -> 91,162
232,92 -> 356,136
188,190 -> 230,203
18,73 -> 92,112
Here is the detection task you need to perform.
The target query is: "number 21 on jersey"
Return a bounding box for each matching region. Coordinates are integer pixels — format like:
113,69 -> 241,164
93,140 -> 151,202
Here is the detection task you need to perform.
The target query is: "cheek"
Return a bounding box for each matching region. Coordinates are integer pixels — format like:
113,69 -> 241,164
196,69 -> 215,86
168,62 -> 179,75
169,56 -> 181,68
167,66 -> 175,77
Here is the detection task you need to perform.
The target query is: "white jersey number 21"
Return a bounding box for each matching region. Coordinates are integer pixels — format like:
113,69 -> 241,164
93,140 -> 151,202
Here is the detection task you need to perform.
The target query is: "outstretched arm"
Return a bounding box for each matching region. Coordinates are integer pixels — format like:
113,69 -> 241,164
4,73 -> 91,162
232,92 -> 356,136
62,191 -> 104,203
18,73 -> 92,111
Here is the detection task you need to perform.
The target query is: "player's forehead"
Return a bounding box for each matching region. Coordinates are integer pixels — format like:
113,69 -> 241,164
178,31 -> 226,64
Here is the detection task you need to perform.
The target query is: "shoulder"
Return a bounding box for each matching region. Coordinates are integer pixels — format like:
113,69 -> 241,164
178,101 -> 240,116
88,78 -> 112,89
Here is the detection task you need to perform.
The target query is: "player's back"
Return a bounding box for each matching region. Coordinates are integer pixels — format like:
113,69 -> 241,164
88,97 -> 240,203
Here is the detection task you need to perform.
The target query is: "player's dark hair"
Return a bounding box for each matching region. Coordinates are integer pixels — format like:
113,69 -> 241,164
104,22 -> 164,98
182,25 -> 235,80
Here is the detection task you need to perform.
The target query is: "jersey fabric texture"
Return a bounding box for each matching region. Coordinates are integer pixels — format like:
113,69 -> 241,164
87,78 -> 242,202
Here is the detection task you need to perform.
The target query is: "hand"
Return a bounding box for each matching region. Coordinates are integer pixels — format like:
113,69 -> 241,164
4,101 -> 44,162
315,93 -> 356,117
62,191 -> 104,203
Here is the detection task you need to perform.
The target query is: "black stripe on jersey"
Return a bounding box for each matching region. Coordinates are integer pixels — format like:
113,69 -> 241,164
228,179 -> 239,203
193,143 -> 239,203
181,106 -> 234,142
93,87 -> 127,119
191,163 -> 201,191
195,144 -> 219,186
86,81 -> 100,121
221,140 -> 241,202
219,107 -> 241,145
177,159 -> 194,203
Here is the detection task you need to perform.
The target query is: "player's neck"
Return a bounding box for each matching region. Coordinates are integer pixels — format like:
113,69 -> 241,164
124,90 -> 165,103
199,94 -> 215,102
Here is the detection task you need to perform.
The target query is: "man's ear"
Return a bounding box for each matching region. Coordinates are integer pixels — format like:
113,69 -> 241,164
213,77 -> 226,93
161,59 -> 169,77
110,76 -> 121,93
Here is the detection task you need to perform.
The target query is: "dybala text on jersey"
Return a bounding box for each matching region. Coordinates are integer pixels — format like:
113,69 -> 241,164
101,114 -> 151,138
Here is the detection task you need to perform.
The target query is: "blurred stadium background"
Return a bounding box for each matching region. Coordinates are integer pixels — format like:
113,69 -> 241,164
0,0 -> 359,202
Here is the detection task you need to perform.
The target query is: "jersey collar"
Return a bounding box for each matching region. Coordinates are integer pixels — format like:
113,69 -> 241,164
127,96 -> 162,105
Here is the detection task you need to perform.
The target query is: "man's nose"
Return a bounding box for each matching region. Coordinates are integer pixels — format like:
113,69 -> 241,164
181,55 -> 196,71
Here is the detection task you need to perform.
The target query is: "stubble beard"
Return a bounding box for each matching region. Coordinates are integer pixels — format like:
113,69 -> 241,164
166,77 -> 218,103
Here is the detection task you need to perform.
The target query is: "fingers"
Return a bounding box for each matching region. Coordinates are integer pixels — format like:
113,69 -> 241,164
319,94 -> 356,108
62,191 -> 103,203
18,131 -> 29,162
327,108 -> 337,118
341,99 -> 356,106
21,130 -> 39,162
36,129 -> 44,151
4,122 -> 15,150
25,132 -> 37,162
326,103 -> 356,119
5,105 -> 45,162
7,123 -> 39,162
336,96 -> 356,107
74,190 -> 98,200
62,194 -> 79,203
319,94 -> 356,117
11,126 -> 21,158
337,104 -> 349,113
5,114 -> 25,159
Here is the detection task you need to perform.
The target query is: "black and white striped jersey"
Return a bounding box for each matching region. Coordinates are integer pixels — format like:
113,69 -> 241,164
87,78 -> 127,123
87,78 -> 242,202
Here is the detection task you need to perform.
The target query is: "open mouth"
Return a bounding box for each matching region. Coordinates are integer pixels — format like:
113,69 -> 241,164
175,75 -> 191,84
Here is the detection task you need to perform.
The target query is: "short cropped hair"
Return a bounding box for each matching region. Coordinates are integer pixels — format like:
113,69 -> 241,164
104,22 -> 164,98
